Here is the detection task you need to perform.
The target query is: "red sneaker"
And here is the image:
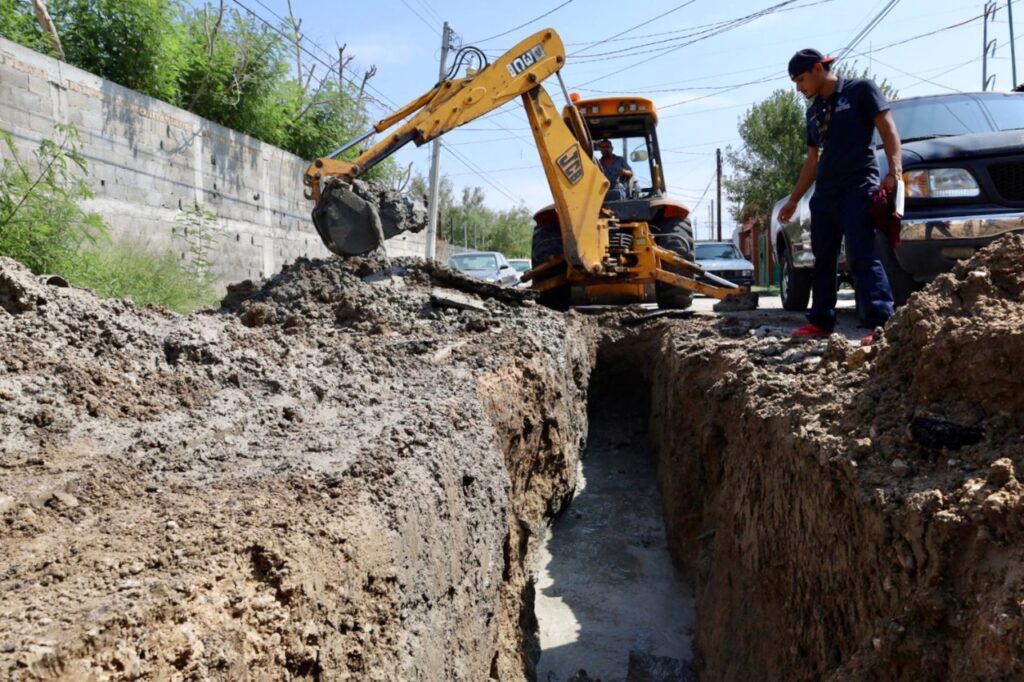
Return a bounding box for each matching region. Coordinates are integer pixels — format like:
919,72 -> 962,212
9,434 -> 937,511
791,322 -> 831,339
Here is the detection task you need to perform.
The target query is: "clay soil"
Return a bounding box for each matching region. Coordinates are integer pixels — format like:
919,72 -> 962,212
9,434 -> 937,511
3,226 -> 1024,681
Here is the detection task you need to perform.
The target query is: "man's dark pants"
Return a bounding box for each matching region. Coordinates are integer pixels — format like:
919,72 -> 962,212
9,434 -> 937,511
808,188 -> 895,331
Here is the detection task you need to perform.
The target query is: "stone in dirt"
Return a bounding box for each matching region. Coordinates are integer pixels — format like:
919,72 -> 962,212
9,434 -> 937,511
625,650 -> 693,681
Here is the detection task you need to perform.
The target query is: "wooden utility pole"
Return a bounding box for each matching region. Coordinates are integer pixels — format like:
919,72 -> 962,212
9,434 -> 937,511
425,21 -> 452,260
716,148 -> 723,241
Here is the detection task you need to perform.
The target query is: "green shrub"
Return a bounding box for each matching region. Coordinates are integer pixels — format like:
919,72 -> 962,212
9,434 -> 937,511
0,124 -> 106,274
1,125 -> 217,313
62,241 -> 219,313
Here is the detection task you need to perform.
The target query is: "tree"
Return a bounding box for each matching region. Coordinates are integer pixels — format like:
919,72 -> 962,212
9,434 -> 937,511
724,89 -> 806,224
48,0 -> 185,102
0,0 -> 54,54
833,60 -> 899,100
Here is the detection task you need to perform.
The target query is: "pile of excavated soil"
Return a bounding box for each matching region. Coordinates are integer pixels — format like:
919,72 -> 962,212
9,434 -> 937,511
0,253 -> 594,681
5,222 -> 1024,682
643,235 -> 1024,681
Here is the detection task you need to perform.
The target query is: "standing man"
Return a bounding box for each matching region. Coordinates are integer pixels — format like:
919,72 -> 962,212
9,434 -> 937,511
778,49 -> 902,342
597,138 -> 633,188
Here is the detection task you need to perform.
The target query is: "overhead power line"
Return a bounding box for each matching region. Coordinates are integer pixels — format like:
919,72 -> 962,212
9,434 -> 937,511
568,0 -> 700,57
469,0 -> 577,44
571,0 -> 802,88
399,0 -> 442,36
441,142 -> 526,204
834,0 -> 901,65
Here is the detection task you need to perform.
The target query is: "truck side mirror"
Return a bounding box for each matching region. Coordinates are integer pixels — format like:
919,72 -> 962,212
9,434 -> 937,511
630,149 -> 649,162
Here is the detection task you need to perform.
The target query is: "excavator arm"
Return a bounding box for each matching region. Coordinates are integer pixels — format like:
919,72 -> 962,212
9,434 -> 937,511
304,29 -> 611,273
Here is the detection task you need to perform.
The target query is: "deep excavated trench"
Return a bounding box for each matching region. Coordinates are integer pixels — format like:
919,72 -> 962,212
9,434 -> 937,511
532,360 -> 695,681
5,237 -> 1024,681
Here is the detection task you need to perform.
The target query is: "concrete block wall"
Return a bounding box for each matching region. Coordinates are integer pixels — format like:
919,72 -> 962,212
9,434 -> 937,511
0,37 -> 436,286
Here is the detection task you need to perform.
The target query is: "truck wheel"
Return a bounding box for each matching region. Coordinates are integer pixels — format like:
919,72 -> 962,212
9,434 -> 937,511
780,248 -> 812,311
653,217 -> 694,309
530,224 -> 570,310
874,232 -> 921,307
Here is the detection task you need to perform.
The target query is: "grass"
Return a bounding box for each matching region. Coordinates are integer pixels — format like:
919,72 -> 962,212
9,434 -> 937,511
752,284 -> 781,295
60,241 -> 220,313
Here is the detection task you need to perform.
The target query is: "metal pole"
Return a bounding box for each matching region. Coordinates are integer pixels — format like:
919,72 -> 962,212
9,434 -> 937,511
984,2 -> 992,91
716,148 -> 723,242
1011,0 -> 1018,88
425,21 -> 451,260
463,222 -> 467,249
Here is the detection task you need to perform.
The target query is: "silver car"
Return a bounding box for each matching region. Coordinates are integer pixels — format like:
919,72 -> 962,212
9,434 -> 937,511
695,242 -> 755,287
448,251 -> 520,286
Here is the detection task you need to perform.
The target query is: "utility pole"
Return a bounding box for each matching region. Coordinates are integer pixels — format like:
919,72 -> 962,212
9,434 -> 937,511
716,148 -> 723,242
1011,0 -> 1019,88
984,2 -> 998,91
709,200 -> 714,241
426,22 -> 453,260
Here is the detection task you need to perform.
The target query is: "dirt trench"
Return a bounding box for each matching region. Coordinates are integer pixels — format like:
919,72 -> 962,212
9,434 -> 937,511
4,235 -> 1024,680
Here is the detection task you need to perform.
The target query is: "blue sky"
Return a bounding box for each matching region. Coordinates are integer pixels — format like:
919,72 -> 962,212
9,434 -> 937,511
257,0 -> 1018,239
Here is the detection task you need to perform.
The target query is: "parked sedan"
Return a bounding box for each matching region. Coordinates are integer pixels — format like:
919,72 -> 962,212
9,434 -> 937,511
695,241 -> 755,287
448,251 -> 520,286
773,91 -> 1024,310
508,258 -> 532,287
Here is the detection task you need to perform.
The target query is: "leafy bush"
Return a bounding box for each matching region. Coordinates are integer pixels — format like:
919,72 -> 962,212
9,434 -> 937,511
0,124 -> 106,274
1,125 -> 217,312
6,1 -> 390,169
62,241 -> 219,312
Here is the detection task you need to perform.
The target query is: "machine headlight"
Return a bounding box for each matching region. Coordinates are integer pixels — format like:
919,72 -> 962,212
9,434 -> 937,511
743,270 -> 753,277
904,168 -> 979,198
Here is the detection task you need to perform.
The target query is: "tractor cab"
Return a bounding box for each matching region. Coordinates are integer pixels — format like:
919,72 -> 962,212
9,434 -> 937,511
569,96 -> 666,202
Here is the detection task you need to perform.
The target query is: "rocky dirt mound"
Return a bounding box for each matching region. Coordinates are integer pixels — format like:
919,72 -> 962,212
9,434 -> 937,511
641,234 -> 1024,681
0,253 -> 593,681
853,234 -> 1024,459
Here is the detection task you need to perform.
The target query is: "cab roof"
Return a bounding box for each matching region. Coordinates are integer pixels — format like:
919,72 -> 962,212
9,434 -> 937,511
572,96 -> 659,124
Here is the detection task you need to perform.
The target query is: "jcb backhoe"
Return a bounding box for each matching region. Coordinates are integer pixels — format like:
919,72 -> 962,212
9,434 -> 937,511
303,28 -> 756,310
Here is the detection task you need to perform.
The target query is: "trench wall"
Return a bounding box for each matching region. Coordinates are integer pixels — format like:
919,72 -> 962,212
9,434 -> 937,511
0,37 -> 439,285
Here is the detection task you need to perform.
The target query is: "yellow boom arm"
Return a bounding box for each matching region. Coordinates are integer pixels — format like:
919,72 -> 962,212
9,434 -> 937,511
304,28 -> 611,274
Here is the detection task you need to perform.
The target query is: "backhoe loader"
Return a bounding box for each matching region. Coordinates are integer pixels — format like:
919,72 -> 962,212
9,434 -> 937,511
302,28 -> 756,311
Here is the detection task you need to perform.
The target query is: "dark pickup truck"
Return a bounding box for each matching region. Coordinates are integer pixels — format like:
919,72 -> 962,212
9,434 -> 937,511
772,91 -> 1024,310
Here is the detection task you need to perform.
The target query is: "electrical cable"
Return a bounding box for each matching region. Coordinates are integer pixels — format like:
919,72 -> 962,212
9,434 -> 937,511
399,0 -> 441,36
834,0 -> 901,65
468,0 -> 577,44
570,0 -> 800,87
568,0 -> 700,57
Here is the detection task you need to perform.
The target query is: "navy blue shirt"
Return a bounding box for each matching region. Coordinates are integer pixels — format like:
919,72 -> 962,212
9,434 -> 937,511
806,78 -> 889,195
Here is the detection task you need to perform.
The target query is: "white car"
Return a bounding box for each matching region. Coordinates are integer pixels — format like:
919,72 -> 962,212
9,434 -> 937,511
695,242 -> 755,287
448,251 -> 520,286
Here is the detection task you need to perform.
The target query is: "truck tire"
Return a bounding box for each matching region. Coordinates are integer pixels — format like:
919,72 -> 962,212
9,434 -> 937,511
874,232 -> 921,307
530,224 -> 570,310
653,217 -> 694,309
780,247 -> 812,311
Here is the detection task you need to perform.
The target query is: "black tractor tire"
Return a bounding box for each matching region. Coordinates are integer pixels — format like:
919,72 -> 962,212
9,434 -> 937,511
780,246 -> 813,311
652,217 -> 695,309
530,223 -> 570,311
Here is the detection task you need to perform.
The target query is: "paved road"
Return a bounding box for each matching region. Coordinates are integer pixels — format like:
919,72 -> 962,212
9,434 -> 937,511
690,289 -> 869,343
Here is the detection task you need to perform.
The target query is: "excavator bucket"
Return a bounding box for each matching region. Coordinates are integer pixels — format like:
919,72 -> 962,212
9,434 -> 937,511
311,181 -> 387,257
713,290 -> 760,312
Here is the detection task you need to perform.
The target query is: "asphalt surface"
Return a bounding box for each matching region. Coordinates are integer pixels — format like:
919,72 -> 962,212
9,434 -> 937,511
691,289 -> 869,343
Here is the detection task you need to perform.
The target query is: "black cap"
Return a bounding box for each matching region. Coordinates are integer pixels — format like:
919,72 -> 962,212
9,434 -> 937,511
788,48 -> 835,79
